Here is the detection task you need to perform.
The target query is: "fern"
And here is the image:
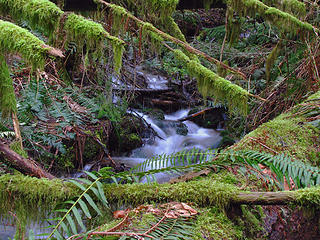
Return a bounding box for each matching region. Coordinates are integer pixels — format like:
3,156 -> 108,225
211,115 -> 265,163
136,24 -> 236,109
118,217 -> 194,240
225,150 -> 320,189
133,148 -> 216,173
46,170 -> 110,239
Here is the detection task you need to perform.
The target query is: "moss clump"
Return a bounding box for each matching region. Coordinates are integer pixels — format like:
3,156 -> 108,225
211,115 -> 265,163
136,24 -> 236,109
0,20 -> 48,70
0,0 -> 63,37
103,178 -> 239,209
174,49 -> 248,115
193,207 -> 243,240
0,54 -> 17,118
294,186 -> 320,208
0,174 -> 77,223
64,13 -> 124,73
234,91 -> 320,163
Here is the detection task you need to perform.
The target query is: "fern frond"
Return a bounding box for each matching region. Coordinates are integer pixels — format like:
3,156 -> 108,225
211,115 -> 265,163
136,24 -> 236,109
226,150 -> 320,189
46,171 -> 110,239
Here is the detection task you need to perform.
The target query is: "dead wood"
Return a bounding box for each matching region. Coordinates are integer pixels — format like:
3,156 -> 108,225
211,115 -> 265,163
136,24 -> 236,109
0,140 -> 55,179
177,107 -> 213,122
232,191 -> 296,205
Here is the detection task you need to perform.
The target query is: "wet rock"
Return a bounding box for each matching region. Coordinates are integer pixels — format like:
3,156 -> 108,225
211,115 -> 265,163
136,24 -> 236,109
176,122 -> 188,136
109,114 -> 145,155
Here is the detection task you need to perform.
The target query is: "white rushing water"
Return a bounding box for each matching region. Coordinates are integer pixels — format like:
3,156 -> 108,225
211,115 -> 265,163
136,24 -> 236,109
115,109 -> 222,182
131,109 -> 221,158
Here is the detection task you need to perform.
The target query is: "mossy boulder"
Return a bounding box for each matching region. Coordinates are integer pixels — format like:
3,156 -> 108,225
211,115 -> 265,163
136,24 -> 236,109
109,114 -> 145,154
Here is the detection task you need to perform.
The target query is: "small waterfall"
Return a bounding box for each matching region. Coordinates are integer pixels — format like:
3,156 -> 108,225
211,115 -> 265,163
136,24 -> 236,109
116,109 -> 222,182
131,109 -> 222,158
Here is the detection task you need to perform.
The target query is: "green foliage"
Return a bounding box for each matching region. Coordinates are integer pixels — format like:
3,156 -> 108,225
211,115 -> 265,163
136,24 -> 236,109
174,49 -> 248,115
193,207 -> 243,240
0,54 -> 17,118
133,148 -> 216,173
0,0 -> 63,37
64,13 -> 125,73
47,171 -> 109,239
225,150 -> 320,189
0,20 -> 47,69
227,0 -> 312,45
265,40 -> 282,82
17,79 -> 100,159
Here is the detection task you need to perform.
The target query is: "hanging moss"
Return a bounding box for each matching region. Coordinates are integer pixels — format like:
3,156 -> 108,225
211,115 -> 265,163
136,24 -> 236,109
174,49 -> 248,115
0,20 -> 48,70
97,0 -> 185,41
265,40 -> 282,82
0,0 -> 63,37
64,13 -> 125,73
226,0 -> 313,45
261,0 -> 306,18
0,54 -> 17,118
109,3 -> 128,35
203,0 -> 214,10
0,174 -> 77,222
141,23 -> 164,54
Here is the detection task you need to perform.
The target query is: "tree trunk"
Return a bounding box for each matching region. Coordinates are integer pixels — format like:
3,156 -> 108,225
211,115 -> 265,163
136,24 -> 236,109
0,141 -> 55,179
232,191 -> 296,205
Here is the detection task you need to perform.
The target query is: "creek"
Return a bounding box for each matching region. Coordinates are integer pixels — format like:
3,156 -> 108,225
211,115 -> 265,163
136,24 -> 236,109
113,109 -> 222,182
0,69 -> 223,239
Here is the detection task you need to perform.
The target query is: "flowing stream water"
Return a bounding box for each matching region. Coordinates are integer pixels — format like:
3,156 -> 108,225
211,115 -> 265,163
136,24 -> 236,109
0,69 -> 223,239
112,109 -> 222,183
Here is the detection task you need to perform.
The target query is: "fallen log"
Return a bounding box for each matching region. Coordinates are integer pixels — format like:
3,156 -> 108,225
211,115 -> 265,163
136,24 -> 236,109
233,191 -> 296,205
177,108 -> 213,122
0,141 -> 55,179
0,175 -> 319,209
113,88 -> 173,94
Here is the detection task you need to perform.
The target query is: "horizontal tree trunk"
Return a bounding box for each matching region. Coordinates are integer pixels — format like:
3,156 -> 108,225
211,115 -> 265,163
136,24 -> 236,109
177,107 -> 213,122
0,141 -> 55,179
232,191 -> 296,205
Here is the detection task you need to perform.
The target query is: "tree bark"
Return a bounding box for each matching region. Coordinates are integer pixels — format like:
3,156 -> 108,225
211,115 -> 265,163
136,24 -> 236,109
0,141 -> 55,179
177,108 -> 213,122
232,191 -> 296,205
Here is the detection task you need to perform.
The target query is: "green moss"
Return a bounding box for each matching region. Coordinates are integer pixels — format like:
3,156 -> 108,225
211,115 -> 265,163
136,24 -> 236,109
10,141 -> 28,158
0,174 -> 77,222
294,186 -> 320,208
265,40 -> 282,82
0,20 -> 48,70
193,207 -> 243,240
174,49 -> 248,115
239,205 -> 265,236
227,0 -> 313,45
64,13 -> 124,73
103,178 -> 239,209
0,54 -> 17,118
234,91 -> 320,163
0,0 -> 63,37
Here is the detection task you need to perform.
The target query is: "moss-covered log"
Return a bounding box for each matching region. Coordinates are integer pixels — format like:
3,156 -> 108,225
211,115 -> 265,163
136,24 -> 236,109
234,91 -> 320,162
0,0 -> 124,72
